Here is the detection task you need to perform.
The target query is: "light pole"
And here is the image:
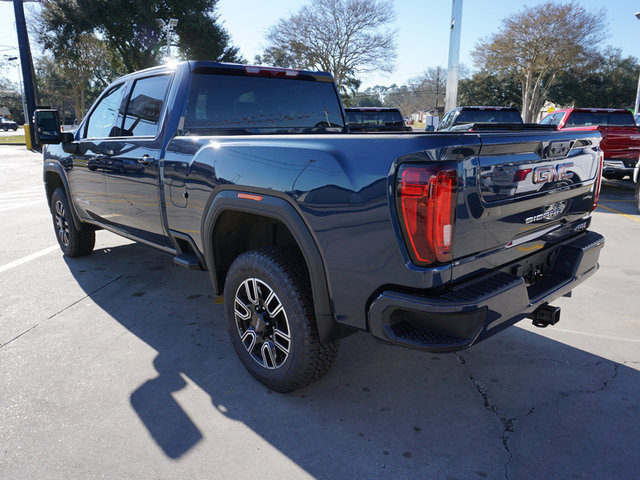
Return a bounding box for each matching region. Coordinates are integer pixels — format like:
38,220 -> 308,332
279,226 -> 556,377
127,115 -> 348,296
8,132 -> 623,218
635,12 -> 640,114
445,0 -> 463,113
157,18 -> 178,58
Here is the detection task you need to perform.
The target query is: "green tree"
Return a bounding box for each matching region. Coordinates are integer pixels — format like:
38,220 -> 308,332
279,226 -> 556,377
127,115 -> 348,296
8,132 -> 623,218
261,0 -> 396,94
472,1 -> 605,121
35,56 -> 75,123
549,48 -> 639,109
37,0 -> 241,74
458,72 -> 521,108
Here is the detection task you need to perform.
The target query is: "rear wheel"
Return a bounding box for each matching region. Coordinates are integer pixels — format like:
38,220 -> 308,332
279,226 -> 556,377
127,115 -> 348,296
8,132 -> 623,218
50,187 -> 95,257
224,247 -> 339,392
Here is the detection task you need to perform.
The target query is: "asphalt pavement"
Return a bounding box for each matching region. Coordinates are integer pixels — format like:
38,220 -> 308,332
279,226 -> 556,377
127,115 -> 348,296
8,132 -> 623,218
0,144 -> 639,479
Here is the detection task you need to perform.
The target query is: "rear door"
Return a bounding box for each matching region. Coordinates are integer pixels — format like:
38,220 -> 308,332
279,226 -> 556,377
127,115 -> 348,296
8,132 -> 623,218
103,74 -> 173,247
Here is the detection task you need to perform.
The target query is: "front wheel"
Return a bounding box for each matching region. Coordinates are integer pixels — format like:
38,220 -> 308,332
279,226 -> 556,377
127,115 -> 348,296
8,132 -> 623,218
50,187 -> 95,257
224,248 -> 339,392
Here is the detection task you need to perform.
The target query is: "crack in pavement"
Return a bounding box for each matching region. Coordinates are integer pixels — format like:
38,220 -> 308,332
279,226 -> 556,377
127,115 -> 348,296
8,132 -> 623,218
0,274 -> 123,350
456,354 -> 620,480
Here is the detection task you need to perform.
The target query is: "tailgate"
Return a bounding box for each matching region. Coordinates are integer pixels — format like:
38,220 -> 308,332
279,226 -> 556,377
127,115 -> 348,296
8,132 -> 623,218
598,126 -> 640,159
452,130 -> 601,283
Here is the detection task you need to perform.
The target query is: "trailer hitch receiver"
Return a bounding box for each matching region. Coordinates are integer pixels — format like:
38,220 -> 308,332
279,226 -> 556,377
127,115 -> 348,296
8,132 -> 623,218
529,304 -> 561,328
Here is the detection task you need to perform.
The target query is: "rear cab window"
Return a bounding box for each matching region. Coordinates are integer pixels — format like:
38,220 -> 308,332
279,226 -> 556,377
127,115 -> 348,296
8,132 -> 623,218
347,110 -> 404,127
455,109 -> 522,125
183,73 -> 345,135
565,111 -> 636,127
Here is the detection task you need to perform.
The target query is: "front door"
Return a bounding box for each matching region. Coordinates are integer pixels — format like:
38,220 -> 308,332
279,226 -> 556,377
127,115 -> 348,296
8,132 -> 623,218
67,82 -> 127,223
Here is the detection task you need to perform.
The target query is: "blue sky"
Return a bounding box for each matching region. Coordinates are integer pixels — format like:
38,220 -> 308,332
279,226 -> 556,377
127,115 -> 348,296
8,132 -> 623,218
2,0 -> 640,89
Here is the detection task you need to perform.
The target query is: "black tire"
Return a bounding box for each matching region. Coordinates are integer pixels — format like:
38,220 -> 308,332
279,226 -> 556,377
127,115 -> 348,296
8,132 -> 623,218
224,247 -> 339,392
50,187 -> 95,257
2,126 -> 7,132
11,126 -> 17,131
635,180 -> 640,213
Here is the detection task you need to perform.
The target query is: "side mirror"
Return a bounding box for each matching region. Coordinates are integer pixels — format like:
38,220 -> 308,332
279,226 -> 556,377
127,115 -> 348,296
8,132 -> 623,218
33,109 -> 61,144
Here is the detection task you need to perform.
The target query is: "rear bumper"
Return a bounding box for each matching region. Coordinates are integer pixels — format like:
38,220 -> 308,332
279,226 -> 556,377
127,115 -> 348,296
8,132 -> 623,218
368,231 -> 604,352
603,158 -> 639,176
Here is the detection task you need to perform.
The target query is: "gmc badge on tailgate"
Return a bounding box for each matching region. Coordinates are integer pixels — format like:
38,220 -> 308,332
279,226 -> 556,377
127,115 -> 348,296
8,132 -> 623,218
533,162 -> 574,184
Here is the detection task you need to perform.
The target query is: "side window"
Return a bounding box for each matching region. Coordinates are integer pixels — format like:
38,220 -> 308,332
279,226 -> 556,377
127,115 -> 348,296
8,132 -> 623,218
540,114 -> 554,125
438,112 -> 452,130
85,83 -> 126,138
122,75 -> 171,137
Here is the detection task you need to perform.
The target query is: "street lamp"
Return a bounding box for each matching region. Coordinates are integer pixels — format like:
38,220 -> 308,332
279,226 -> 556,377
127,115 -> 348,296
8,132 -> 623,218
635,12 -> 640,114
157,18 -> 178,58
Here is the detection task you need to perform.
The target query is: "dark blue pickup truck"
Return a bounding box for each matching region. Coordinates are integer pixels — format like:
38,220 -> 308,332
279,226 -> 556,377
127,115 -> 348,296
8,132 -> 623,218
35,61 -> 604,392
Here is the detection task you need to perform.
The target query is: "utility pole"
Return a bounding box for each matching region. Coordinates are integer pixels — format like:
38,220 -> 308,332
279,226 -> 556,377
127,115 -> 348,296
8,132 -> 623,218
12,0 -> 40,149
445,0 -> 463,113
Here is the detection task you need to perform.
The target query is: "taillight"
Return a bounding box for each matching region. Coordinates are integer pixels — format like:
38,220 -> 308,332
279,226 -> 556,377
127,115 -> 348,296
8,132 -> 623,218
396,164 -> 458,265
593,149 -> 604,211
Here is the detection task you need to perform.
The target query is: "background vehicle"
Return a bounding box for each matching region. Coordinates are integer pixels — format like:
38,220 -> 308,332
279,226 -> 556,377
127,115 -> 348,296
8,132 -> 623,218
0,117 -> 18,131
437,106 -> 523,131
540,108 -> 640,180
345,107 -> 412,132
36,61 -> 604,392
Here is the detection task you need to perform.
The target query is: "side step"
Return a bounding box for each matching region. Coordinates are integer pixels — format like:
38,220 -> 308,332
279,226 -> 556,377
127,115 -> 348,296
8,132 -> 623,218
173,252 -> 203,270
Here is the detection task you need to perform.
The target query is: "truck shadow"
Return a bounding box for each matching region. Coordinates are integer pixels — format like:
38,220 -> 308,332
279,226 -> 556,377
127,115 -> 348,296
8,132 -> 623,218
64,242 -> 640,479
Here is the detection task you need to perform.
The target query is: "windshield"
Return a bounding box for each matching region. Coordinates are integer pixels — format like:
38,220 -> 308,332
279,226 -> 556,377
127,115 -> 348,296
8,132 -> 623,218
565,111 -> 635,127
456,109 -> 522,124
183,73 -> 344,135
346,110 -> 404,127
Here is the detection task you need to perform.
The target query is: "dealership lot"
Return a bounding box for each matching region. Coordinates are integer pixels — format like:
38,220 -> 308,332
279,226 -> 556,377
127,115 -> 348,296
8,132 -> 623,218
0,144 -> 638,479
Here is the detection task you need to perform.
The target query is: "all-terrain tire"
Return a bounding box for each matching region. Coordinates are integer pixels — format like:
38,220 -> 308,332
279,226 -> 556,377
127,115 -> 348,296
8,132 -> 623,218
50,187 -> 95,257
224,247 -> 339,392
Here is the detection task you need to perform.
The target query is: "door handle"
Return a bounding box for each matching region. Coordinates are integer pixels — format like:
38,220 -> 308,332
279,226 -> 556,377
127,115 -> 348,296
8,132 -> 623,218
138,155 -> 154,166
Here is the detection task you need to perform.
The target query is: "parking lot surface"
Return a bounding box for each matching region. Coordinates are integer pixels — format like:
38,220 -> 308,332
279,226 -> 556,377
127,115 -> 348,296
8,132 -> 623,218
1,144 -> 639,479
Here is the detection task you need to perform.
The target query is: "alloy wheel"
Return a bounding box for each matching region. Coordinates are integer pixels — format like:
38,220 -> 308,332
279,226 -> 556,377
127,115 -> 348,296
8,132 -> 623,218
54,199 -> 70,247
234,277 -> 291,369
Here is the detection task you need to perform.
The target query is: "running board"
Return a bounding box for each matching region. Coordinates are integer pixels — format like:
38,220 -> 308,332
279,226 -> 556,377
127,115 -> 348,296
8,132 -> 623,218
173,252 -> 203,270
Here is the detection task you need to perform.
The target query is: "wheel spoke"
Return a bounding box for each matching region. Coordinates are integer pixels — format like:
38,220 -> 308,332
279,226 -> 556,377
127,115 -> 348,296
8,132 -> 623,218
244,278 -> 260,305
261,341 -> 277,369
273,329 -> 290,355
265,290 -> 283,318
234,297 -> 252,320
240,329 -> 257,353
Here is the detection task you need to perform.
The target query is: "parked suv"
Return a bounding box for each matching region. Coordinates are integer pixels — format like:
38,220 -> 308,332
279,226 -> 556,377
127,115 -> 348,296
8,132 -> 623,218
0,117 -> 18,131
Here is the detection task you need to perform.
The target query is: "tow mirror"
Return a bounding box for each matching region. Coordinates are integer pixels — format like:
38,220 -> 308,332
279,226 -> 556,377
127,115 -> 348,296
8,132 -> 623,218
33,109 -> 61,144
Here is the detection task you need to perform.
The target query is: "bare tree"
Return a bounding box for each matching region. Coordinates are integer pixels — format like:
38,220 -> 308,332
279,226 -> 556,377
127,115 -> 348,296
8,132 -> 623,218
472,1 -> 605,121
261,0 -> 396,93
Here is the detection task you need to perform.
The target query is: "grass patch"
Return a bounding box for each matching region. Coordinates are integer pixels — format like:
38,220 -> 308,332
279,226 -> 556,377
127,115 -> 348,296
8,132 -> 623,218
0,134 -> 26,145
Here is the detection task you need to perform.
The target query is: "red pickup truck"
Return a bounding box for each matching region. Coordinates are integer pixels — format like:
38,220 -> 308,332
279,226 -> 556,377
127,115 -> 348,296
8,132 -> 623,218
540,108 -> 640,180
